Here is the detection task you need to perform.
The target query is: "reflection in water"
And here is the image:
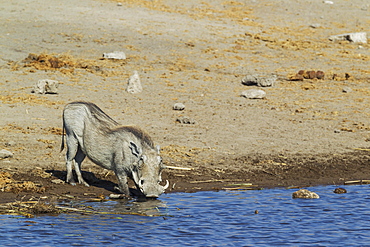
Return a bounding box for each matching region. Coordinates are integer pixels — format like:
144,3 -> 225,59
94,197 -> 169,217
1,185 -> 370,246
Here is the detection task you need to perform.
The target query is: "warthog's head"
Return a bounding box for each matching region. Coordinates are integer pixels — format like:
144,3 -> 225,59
130,142 -> 169,198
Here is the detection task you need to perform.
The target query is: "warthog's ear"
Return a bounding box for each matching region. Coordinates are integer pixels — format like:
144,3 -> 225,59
129,141 -> 142,158
156,145 -> 160,154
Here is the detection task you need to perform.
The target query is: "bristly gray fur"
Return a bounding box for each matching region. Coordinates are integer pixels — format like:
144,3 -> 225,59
71,101 -> 119,127
61,101 -> 118,151
111,126 -> 154,149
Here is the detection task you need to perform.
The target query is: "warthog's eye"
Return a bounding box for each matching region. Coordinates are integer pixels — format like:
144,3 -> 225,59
139,179 -> 145,186
137,156 -> 146,168
141,155 -> 148,163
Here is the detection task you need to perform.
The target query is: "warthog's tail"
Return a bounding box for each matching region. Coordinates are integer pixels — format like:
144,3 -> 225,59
60,119 -> 65,152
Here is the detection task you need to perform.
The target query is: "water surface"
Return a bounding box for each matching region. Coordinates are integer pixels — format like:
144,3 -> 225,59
1,185 -> 370,246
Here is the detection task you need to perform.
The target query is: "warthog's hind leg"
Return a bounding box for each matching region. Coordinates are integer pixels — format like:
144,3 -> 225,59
66,159 -> 75,185
73,148 -> 89,187
65,137 -> 78,185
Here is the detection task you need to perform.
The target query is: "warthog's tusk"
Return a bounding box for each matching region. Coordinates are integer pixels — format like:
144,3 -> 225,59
163,180 -> 169,190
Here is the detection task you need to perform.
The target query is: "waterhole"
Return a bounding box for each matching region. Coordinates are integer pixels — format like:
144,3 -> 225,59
1,185 -> 370,246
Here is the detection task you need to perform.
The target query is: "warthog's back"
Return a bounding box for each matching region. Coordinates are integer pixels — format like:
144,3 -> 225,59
64,101 -> 118,128
110,126 -> 155,149
61,102 -> 119,151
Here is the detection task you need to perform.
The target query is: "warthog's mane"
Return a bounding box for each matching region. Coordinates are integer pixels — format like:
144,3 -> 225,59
67,102 -> 154,149
111,126 -> 155,149
81,102 -> 119,126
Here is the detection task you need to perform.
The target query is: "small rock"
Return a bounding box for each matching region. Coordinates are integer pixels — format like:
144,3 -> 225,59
176,117 -> 196,124
334,129 -> 341,133
342,87 -> 352,93
173,103 -> 185,111
316,71 -> 325,79
241,74 -> 259,86
241,74 -> 276,87
323,0 -> 334,4
292,189 -> 320,199
102,51 -> 126,60
51,179 -> 65,184
126,71 -> 142,94
329,32 -> 367,44
32,79 -> 59,94
4,141 -> 15,147
241,89 -> 266,99
258,77 -> 276,87
290,70 -> 325,81
0,149 -> 13,159
298,70 -> 305,75
333,188 -> 347,194
288,74 -> 304,81
117,3 -> 122,6
303,71 -> 317,79
310,23 -> 321,28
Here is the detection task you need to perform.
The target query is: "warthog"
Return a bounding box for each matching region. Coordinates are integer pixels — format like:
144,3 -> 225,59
61,101 -> 168,198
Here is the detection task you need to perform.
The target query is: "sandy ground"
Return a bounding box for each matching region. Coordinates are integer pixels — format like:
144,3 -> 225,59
0,0 -> 370,203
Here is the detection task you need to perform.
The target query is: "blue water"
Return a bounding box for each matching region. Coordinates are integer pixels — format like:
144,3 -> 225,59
1,185 -> 370,246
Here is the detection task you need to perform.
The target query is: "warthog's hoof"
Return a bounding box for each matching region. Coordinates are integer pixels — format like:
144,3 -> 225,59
80,182 -> 90,187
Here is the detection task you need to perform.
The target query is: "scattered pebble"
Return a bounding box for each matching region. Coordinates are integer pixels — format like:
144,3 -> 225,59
329,32 -> 367,44
309,23 -> 321,28
0,149 -> 13,159
126,71 -> 142,94
102,51 -> 126,60
241,74 -> 259,85
342,87 -> 352,93
241,89 -> 266,99
332,73 -> 352,81
333,188 -> 347,194
289,70 -> 325,81
241,74 -> 276,87
316,71 -> 325,79
292,189 -> 320,199
173,103 -> 185,111
31,79 -> 59,94
4,141 -> 15,147
323,1 -> 334,4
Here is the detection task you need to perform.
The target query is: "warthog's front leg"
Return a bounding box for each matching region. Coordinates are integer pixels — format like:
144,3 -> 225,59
114,171 -> 130,196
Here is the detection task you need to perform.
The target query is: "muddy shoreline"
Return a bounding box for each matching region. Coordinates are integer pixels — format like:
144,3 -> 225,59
1,150 -> 370,205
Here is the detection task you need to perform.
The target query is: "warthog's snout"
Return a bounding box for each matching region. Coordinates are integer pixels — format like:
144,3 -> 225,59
137,179 -> 169,198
